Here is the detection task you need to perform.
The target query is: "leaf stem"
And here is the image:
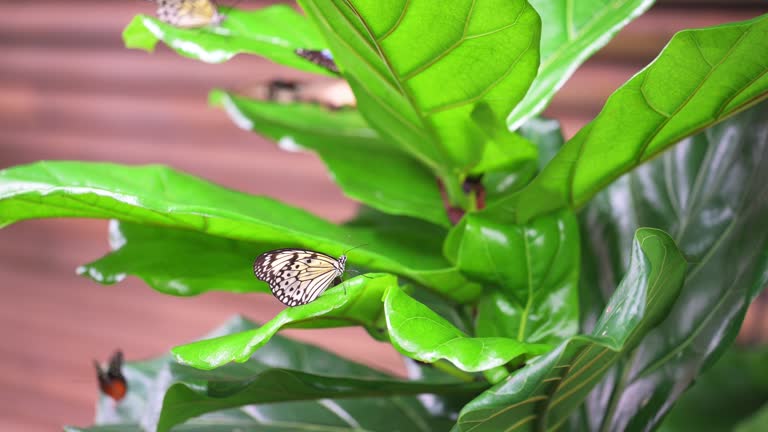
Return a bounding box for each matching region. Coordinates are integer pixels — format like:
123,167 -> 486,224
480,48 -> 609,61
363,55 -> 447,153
431,360 -> 477,383
440,172 -> 468,209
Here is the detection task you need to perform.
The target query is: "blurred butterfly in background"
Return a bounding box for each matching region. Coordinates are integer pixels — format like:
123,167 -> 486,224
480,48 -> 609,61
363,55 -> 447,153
295,48 -> 340,75
94,350 -> 127,402
235,78 -> 356,110
254,248 -> 347,307
150,0 -> 225,28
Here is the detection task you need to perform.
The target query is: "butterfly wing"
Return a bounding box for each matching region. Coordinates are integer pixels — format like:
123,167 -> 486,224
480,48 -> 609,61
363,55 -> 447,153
155,0 -> 223,28
254,249 -> 343,307
95,350 -> 127,401
107,350 -> 124,379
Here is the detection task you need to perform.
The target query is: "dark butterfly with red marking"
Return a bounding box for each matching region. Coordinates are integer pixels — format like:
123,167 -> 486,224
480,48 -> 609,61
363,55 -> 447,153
295,48 -> 340,75
94,350 -> 127,402
254,248 -> 347,307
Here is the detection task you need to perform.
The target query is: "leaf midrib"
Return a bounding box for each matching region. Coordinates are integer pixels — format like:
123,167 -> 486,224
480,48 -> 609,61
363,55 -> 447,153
335,0 -> 450,167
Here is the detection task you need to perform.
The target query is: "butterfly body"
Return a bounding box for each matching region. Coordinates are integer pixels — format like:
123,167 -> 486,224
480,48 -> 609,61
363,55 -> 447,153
254,248 -> 346,307
153,0 -> 225,28
94,350 -> 127,402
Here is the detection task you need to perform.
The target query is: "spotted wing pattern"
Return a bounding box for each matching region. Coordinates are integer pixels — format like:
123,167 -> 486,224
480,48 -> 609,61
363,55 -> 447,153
154,0 -> 224,28
254,248 -> 345,307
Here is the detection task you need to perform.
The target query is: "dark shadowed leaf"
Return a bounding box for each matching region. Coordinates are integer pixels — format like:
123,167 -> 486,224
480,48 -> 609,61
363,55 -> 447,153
158,361 -> 484,432
69,316 -> 470,432
735,404 -> 768,432
579,102 -> 768,431
123,5 -> 335,75
210,90 -> 449,226
658,347 -> 768,432
456,228 -> 687,431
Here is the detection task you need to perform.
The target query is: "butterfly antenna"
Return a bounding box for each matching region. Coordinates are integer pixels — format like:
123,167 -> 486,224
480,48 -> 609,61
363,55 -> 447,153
343,243 -> 369,256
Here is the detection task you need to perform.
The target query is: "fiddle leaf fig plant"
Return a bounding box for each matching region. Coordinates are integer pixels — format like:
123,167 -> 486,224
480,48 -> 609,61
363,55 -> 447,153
2,1 -> 766,431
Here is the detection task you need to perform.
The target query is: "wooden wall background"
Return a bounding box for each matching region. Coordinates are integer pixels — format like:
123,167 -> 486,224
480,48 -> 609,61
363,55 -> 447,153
0,1 -> 765,430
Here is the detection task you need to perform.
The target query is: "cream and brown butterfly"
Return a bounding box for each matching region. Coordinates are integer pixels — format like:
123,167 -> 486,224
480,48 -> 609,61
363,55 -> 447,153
150,0 -> 225,28
254,248 -> 347,307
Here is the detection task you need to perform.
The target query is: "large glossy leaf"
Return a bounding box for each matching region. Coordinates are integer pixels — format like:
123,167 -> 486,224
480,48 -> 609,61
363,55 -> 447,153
579,102 -> 768,431
0,161 -> 479,301
496,14 -> 768,222
445,210 -> 580,346
176,281 -> 547,373
482,117 -> 565,204
211,89 -> 449,226
69,316 -> 467,432
78,221 -> 274,295
384,285 -> 550,373
455,228 -> 687,431
298,0 -> 541,196
79,208 -> 475,299
659,347 -> 768,432
173,274 -> 394,370
123,5 -> 334,75
159,360 -> 485,432
507,0 -> 654,130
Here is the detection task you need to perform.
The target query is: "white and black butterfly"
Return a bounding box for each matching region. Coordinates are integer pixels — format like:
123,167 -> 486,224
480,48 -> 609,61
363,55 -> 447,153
254,248 -> 347,307
150,0 -> 225,28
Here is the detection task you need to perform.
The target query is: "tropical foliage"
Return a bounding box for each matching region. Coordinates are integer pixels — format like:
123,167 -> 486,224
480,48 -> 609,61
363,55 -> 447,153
2,1 -> 766,431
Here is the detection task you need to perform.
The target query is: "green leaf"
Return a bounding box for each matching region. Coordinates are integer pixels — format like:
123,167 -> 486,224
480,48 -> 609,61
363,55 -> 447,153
579,102 -> 768,431
519,117 -> 566,170
297,0 -> 541,182
659,347 -> 768,432
456,228 -> 687,431
159,363 -> 484,432
482,117 -> 564,203
123,6 -> 335,75
78,221 -> 274,295
469,102 -> 539,175
384,285 -> 550,373
175,277 -> 544,374
498,14 -> 768,222
70,316 -> 466,432
507,0 -> 655,130
736,404 -> 768,432
79,208 -> 477,300
172,274 -> 394,370
210,90 -> 449,226
448,210 -> 580,345
0,161 -> 478,301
